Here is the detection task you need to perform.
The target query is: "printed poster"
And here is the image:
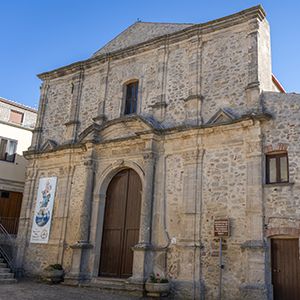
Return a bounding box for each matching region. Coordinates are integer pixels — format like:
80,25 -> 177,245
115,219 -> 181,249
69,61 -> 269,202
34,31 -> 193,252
30,177 -> 57,244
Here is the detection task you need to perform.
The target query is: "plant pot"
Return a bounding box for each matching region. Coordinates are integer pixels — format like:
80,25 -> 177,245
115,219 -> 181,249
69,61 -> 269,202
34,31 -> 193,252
145,281 -> 170,297
43,269 -> 64,284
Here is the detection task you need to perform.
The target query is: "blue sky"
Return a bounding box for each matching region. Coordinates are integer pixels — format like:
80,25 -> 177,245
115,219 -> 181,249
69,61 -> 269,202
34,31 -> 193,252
0,0 -> 299,108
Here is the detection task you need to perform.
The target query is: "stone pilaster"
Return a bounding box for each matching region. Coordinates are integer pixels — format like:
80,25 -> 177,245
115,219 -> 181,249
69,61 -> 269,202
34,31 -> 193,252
185,33 -> 203,125
15,165 -> 38,275
66,155 -> 94,283
240,126 -> 268,299
64,70 -> 84,143
29,82 -> 49,150
151,41 -> 169,122
131,151 -> 156,282
94,58 -> 110,125
245,19 -> 261,113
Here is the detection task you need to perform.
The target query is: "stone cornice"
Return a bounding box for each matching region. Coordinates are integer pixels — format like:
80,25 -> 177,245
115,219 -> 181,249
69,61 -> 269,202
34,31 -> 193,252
25,112 -> 272,158
38,5 -> 266,81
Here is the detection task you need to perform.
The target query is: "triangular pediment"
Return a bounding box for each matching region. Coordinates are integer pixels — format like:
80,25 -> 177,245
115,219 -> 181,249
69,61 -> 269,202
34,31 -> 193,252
92,22 -> 193,57
40,139 -> 58,152
78,115 -> 160,143
207,109 -> 236,125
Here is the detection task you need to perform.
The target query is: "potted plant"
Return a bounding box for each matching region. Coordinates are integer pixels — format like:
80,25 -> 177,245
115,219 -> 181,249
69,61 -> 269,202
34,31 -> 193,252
145,273 -> 170,297
43,264 -> 64,284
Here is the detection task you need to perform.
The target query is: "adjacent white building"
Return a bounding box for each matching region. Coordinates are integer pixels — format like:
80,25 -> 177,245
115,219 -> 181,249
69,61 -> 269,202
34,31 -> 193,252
0,97 -> 37,234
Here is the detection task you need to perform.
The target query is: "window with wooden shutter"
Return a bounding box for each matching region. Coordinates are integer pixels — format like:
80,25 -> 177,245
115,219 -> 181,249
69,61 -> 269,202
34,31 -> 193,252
9,110 -> 24,125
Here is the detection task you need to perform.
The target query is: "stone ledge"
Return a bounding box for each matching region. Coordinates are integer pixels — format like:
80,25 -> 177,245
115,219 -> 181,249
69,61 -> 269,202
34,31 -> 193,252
264,182 -> 294,188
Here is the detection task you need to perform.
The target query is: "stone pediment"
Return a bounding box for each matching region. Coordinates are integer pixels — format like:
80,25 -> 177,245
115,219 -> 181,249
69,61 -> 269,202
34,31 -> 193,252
40,139 -> 58,152
78,115 -> 160,143
207,108 -> 236,125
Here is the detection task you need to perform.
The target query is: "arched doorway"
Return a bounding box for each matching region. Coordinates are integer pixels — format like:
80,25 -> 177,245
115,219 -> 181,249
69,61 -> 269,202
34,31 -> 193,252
98,168 -> 142,278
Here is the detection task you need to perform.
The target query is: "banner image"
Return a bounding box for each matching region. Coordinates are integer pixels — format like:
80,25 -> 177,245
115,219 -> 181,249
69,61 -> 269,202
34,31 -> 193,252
30,177 -> 57,244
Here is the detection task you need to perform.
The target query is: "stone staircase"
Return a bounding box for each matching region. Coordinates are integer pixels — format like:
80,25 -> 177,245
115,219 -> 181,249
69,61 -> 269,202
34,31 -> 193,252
0,254 -> 16,284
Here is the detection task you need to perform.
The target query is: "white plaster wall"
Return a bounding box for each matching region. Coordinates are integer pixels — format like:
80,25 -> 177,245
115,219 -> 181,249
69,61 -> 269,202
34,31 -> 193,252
0,123 -> 32,184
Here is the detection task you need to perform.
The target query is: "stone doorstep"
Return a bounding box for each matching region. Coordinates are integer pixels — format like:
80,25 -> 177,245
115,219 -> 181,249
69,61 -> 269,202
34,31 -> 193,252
80,277 -> 144,297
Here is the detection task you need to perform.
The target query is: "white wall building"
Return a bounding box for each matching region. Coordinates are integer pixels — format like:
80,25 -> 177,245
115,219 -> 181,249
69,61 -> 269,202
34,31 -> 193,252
0,97 -> 37,234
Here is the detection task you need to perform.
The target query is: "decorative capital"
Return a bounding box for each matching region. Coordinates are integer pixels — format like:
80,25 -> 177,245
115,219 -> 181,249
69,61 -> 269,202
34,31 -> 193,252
70,241 -> 93,249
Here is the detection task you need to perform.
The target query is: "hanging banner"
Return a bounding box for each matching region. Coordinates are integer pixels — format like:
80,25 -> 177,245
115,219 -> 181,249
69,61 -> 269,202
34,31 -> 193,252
30,177 -> 57,244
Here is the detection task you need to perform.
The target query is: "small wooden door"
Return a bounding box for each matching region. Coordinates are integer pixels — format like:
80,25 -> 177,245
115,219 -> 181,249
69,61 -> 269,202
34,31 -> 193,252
0,191 -> 22,234
99,169 -> 142,278
271,239 -> 300,300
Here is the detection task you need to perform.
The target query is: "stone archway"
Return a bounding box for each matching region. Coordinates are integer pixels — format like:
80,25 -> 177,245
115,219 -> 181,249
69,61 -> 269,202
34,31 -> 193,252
98,168 -> 142,278
89,160 -> 147,279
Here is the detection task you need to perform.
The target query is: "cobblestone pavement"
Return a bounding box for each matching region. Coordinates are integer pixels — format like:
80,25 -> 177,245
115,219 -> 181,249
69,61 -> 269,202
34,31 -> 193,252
0,280 -> 144,300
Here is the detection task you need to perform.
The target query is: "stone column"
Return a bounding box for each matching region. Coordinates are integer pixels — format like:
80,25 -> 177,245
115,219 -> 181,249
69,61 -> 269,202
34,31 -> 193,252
66,155 -> 94,284
131,151 -> 156,283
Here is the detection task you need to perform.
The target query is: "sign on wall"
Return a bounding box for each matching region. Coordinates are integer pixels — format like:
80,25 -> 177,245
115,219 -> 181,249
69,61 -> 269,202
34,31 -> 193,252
30,177 -> 57,244
214,218 -> 230,237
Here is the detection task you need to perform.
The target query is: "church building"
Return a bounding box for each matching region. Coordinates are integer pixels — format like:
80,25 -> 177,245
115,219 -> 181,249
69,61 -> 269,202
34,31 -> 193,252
16,5 -> 300,299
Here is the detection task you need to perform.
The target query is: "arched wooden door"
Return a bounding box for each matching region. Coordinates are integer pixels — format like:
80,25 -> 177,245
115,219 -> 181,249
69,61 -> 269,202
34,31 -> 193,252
99,169 -> 142,278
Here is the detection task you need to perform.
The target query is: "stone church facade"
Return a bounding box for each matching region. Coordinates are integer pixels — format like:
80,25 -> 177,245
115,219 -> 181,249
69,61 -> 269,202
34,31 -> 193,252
16,5 -> 300,299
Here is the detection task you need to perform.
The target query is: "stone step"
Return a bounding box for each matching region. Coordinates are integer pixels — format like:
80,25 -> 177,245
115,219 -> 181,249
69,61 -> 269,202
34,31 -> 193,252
0,262 -> 7,268
84,277 -> 144,295
0,258 -> 4,263
0,278 -> 17,284
0,273 -> 14,279
0,268 -> 11,273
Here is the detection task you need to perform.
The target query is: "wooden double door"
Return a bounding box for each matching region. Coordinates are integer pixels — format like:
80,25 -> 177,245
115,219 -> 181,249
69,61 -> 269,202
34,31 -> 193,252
99,169 -> 142,278
271,238 -> 300,300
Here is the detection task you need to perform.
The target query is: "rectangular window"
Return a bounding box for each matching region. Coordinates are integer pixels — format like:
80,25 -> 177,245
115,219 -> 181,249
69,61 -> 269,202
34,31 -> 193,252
266,153 -> 289,184
124,81 -> 138,115
0,137 -> 17,163
9,110 -> 24,125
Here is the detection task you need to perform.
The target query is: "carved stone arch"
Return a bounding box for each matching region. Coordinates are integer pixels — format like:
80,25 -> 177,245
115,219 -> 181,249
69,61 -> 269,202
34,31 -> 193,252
122,78 -> 139,86
96,159 -> 145,197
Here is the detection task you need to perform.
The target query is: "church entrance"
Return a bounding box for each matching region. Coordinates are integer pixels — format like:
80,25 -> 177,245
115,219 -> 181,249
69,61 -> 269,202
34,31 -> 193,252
271,238 -> 300,300
99,169 -> 142,278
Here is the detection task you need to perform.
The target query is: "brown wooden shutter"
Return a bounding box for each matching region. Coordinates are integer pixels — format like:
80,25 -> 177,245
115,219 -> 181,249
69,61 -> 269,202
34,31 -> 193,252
9,110 -> 24,124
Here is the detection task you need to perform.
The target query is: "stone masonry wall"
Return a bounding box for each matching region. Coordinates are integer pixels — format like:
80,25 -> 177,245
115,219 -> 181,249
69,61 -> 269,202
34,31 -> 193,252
262,92 -> 300,230
40,76 -> 73,146
37,16 -> 266,146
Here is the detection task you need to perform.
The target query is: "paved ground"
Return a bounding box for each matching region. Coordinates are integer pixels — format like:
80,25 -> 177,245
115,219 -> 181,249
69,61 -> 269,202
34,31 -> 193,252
0,279 -> 144,300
